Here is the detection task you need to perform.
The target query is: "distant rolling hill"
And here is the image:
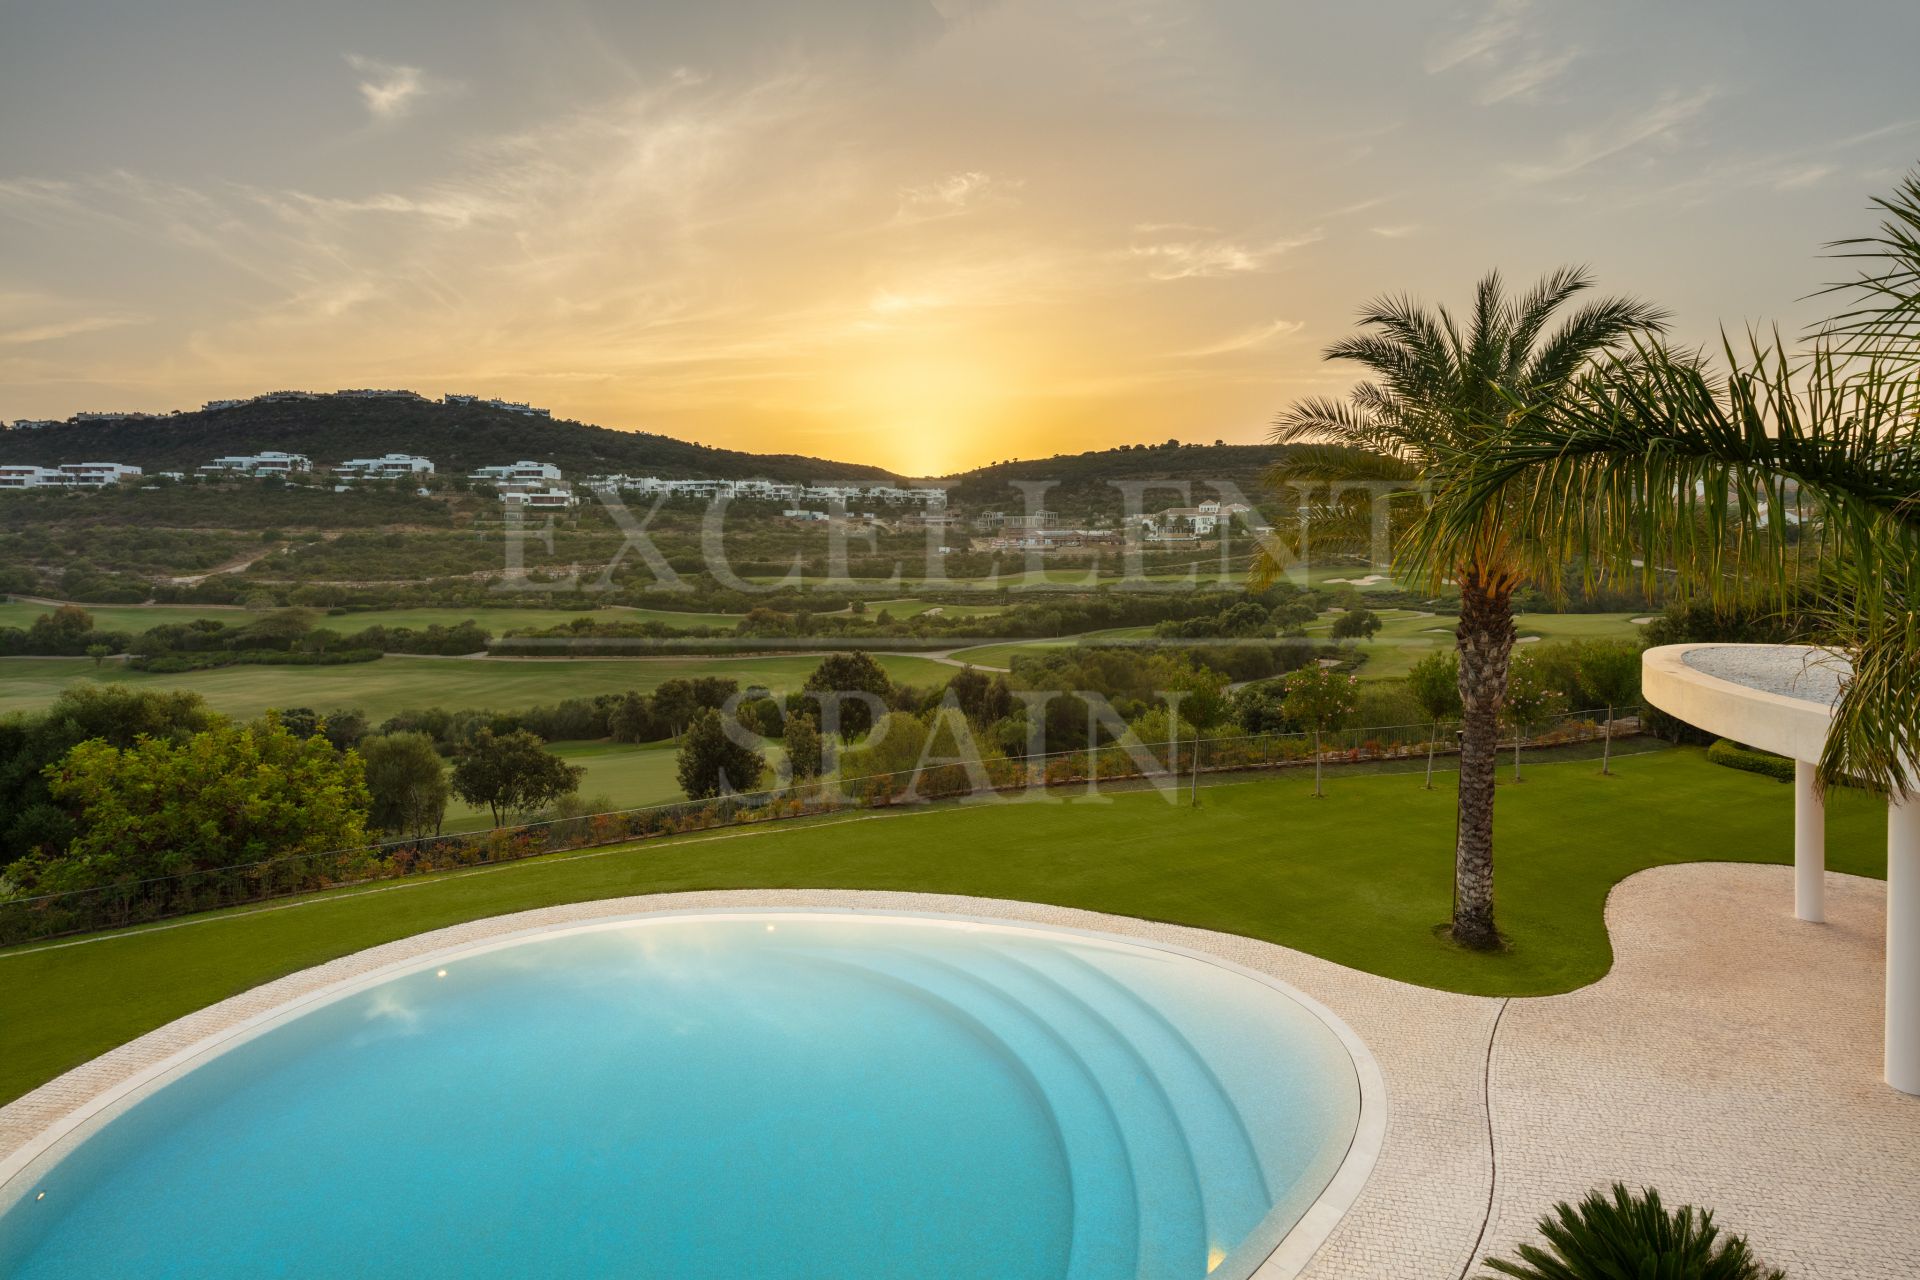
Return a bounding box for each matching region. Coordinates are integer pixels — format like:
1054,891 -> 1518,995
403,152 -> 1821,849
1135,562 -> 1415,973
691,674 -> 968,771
0,397 -> 902,485
940,442 -> 1284,513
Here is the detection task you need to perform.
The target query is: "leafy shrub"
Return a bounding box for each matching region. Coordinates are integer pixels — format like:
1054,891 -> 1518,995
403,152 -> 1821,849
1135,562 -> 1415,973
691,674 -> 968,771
128,647 -> 381,672
1483,1183 -> 1784,1280
1707,739 -> 1795,783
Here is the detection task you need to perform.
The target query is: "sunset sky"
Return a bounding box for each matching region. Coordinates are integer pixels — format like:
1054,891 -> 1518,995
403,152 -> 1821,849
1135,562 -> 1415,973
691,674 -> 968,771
2,0 -> 1917,475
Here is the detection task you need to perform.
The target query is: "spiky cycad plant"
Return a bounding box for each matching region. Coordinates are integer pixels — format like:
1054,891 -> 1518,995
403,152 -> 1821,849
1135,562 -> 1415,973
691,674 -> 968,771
1482,1183 -> 1786,1280
1255,270 -> 1665,948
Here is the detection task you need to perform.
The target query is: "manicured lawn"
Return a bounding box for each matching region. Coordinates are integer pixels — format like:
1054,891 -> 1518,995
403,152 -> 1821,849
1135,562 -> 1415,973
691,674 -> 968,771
946,626 -> 1157,669
441,738 -> 796,830
839,598 -> 1010,620
0,601 -> 742,637
0,746 -> 1889,1106
0,653 -> 954,721
442,739 -> 689,831
1324,610 -> 1647,681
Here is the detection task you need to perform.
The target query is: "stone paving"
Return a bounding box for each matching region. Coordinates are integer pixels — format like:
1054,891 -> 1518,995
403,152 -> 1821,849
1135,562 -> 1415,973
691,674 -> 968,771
3,866 -> 1916,1277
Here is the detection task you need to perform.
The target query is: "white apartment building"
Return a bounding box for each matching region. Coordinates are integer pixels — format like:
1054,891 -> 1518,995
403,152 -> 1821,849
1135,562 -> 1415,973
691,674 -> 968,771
502,487 -> 577,509
8,420 -> 62,431
586,474 -> 944,508
471,460 -> 564,492
0,462 -> 140,490
1137,500 -> 1255,541
0,465 -> 62,490
444,394 -> 552,417
59,462 -> 142,487
335,453 -> 436,479
201,451 -> 312,476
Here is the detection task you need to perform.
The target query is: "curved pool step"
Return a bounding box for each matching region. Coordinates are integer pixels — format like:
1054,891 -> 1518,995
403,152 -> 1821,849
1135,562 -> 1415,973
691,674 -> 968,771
805,948 -> 1144,1280
849,945 -> 1215,1278
1012,943 -> 1276,1251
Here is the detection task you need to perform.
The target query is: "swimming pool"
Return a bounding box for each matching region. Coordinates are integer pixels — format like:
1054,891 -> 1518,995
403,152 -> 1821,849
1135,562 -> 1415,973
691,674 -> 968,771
0,912 -> 1375,1279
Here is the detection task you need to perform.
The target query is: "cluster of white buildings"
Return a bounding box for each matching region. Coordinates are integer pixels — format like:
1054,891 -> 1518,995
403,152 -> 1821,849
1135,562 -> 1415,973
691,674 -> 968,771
585,474 -> 946,509
201,451 -> 314,476
443,395 -> 551,417
0,462 -> 144,490
203,389 -> 429,411
1135,500 -> 1258,542
469,461 -> 574,508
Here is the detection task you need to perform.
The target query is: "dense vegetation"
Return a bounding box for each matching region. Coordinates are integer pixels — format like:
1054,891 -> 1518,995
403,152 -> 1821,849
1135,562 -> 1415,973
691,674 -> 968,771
0,396 -> 899,482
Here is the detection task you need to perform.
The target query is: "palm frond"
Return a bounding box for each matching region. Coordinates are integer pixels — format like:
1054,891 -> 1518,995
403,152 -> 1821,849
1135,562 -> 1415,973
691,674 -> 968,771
1816,169 -> 1920,369
1522,296 -> 1674,391
1418,330 -> 1920,792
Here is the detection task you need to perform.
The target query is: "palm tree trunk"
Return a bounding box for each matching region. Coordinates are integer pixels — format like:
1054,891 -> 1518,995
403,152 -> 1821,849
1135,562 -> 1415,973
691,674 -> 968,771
1452,566 -> 1516,950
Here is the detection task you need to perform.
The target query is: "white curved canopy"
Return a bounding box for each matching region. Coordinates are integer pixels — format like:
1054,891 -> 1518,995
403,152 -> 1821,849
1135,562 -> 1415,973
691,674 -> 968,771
1641,643 -> 1847,764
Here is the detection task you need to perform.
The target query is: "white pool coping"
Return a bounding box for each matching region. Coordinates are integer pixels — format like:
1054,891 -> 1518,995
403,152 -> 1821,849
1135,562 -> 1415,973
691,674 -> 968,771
0,906 -> 1385,1280
7,874 -> 1917,1277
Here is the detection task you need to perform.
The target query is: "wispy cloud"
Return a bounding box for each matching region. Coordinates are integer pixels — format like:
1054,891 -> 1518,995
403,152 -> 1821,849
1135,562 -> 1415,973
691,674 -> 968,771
1369,224 -> 1420,239
1478,48 -> 1579,104
1174,318 -> 1304,358
0,313 -> 146,346
1427,1 -> 1577,105
892,171 -> 1020,224
1506,88 -> 1716,184
345,54 -> 436,121
1129,232 -> 1320,280
1425,0 -> 1532,75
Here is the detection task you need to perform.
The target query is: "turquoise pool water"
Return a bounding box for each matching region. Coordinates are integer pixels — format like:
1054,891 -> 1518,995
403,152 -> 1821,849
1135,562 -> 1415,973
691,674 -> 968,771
0,914 -> 1362,1279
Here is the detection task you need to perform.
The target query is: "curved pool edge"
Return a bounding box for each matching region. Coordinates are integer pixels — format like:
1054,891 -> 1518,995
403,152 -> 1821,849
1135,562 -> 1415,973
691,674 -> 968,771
0,901 -> 1384,1280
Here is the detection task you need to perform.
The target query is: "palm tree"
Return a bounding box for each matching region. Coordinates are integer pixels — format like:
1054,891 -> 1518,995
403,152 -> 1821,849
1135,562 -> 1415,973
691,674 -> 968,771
1257,271 -> 1666,949
1420,172 -> 1920,796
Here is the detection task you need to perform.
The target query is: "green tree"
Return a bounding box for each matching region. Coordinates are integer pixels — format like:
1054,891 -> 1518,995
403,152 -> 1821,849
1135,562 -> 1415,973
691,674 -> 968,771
243,607 -> 321,650
676,708 -> 767,800
947,667 -> 1013,726
1483,1184 -> 1784,1280
27,606 -> 95,655
0,686 -> 218,870
835,711 -> 930,786
1406,650 -> 1464,723
30,715 -> 368,896
782,713 -> 823,783
1501,651 -> 1566,781
650,679 -> 699,736
803,651 -> 896,739
84,643 -> 112,668
1570,639 -> 1642,775
359,732 -> 450,838
1281,666 -> 1358,797
1330,608 -> 1382,641
1259,269 -> 1663,948
607,691 -> 659,743
451,729 -> 584,826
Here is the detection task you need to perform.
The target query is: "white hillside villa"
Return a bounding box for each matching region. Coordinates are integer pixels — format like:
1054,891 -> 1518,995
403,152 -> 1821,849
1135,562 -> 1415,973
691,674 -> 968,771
0,462 -> 142,490
201,451 -> 311,476
335,453 -> 435,479
471,460 -> 563,492
1137,499 -> 1256,542
587,474 -> 945,508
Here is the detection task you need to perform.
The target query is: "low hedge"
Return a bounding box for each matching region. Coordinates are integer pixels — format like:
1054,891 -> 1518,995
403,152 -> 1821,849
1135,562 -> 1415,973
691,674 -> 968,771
1707,738 -> 1795,783
129,647 -> 382,673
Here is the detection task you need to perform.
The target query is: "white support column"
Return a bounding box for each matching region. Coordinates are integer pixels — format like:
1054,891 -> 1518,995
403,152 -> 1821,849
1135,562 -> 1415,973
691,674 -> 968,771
1794,760 -> 1827,923
1889,793 -> 1920,1095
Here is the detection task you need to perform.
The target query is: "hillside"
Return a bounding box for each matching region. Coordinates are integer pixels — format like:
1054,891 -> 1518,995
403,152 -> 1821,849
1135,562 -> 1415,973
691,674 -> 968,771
0,398 -> 901,484
942,442 -> 1284,514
